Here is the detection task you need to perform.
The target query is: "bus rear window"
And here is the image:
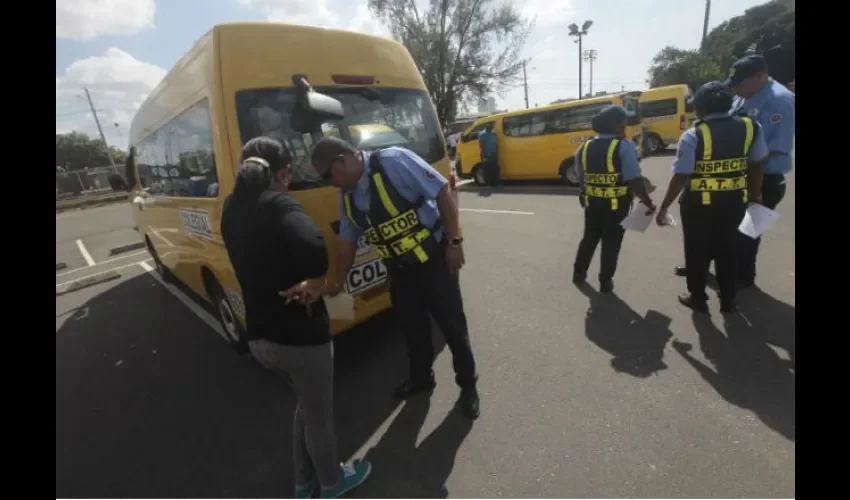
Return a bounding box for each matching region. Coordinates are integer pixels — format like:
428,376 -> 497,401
235,87 -> 445,191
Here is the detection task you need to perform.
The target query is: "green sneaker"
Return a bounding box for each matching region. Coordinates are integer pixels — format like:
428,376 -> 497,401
294,477 -> 318,499
319,460 -> 372,498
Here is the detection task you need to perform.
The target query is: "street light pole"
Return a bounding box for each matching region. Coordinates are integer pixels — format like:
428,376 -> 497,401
568,20 -> 593,99
583,49 -> 597,96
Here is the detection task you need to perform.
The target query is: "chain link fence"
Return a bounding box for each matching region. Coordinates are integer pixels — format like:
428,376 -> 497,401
56,166 -> 129,200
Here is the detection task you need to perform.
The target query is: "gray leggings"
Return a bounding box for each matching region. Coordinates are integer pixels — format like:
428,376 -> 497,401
249,339 -> 341,488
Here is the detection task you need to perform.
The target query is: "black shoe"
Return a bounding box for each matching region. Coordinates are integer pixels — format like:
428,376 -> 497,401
677,293 -> 708,313
599,280 -> 614,293
674,266 -> 687,277
720,301 -> 737,313
392,378 -> 436,399
455,386 -> 480,419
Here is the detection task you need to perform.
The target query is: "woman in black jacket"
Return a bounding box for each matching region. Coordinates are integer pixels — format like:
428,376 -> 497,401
220,137 -> 371,499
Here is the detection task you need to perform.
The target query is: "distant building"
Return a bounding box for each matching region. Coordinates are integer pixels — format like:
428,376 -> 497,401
478,96 -> 497,114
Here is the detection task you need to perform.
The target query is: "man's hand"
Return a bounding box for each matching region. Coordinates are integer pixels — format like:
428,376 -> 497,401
655,207 -> 669,226
281,278 -> 325,305
446,244 -> 465,274
642,199 -> 657,215
579,192 -> 588,208
324,282 -> 343,297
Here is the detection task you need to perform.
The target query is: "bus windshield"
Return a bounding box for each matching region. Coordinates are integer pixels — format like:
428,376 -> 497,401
236,87 -> 445,190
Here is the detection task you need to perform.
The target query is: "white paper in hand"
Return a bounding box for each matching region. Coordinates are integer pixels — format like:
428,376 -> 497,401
620,202 -> 654,232
738,204 -> 781,239
324,293 -> 355,321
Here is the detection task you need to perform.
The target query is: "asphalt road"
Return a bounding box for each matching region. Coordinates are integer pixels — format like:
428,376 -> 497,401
56,151 -> 795,498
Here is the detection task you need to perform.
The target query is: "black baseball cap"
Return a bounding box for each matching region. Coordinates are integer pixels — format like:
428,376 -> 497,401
725,54 -> 768,87
591,105 -> 628,134
688,81 -> 735,112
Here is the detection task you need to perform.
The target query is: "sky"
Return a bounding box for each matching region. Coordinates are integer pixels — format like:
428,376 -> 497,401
56,0 -> 770,148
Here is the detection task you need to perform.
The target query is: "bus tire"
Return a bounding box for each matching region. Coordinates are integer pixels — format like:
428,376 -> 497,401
644,133 -> 664,154
455,158 -> 464,177
560,159 -> 580,186
145,236 -> 175,283
471,164 -> 487,185
204,270 -> 249,354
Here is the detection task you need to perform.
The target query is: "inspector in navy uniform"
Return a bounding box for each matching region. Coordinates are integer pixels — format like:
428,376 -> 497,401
673,55 -> 795,282
311,136 -> 480,419
655,82 -> 769,313
728,54 -> 795,287
572,105 -> 655,292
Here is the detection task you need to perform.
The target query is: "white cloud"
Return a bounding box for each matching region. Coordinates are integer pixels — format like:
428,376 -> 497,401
56,48 -> 166,148
520,0 -> 575,28
238,0 -> 392,38
56,0 -> 156,41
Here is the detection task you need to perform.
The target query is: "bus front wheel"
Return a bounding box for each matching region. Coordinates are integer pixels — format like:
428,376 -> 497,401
204,271 -> 249,355
472,164 -> 487,185
560,159 -> 580,186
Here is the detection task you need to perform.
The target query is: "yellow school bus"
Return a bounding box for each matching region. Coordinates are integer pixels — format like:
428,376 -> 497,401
637,84 -> 694,154
454,93 -> 643,186
126,22 -> 453,353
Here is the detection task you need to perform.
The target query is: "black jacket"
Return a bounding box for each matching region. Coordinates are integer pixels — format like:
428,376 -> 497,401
221,190 -> 330,346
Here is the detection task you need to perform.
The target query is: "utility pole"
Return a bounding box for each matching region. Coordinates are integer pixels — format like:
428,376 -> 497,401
83,87 -> 116,169
522,60 -> 529,109
583,49 -> 597,96
569,20 -> 593,99
701,0 -> 711,52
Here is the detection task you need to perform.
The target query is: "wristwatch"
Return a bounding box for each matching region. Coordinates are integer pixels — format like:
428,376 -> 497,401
448,236 -> 464,247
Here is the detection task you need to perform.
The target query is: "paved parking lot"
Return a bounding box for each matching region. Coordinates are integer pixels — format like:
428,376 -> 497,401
56,152 -> 795,498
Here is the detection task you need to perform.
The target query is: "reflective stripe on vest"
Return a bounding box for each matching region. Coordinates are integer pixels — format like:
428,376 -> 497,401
343,170 -> 433,265
692,117 -> 754,205
582,138 -> 628,210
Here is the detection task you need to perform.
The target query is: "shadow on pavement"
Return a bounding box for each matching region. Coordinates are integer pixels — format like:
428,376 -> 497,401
352,397 -> 473,498
671,292 -> 795,441
705,275 -> 796,366
56,272 -> 464,498
577,285 -> 674,378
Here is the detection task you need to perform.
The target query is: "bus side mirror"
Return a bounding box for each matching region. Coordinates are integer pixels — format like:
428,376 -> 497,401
290,74 -> 345,134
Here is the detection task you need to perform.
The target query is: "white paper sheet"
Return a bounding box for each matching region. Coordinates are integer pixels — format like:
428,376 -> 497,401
620,202 -> 654,232
324,293 -> 355,321
738,204 -> 781,239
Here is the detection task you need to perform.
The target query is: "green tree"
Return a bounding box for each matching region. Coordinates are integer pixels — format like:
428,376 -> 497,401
647,0 -> 794,89
56,132 -> 126,170
368,0 -> 532,124
648,47 -> 725,90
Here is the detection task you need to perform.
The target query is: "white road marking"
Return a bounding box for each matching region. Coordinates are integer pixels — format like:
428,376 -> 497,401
56,258 -> 152,288
56,250 -> 149,278
75,239 -> 96,267
455,179 -> 474,187
138,262 -> 229,342
459,208 -> 535,215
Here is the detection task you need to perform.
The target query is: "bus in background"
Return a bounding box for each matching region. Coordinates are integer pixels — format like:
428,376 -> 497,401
637,84 -> 693,155
125,22 -> 454,353
455,92 -> 643,186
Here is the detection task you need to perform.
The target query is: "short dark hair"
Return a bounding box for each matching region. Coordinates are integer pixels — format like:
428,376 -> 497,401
311,136 -> 357,173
